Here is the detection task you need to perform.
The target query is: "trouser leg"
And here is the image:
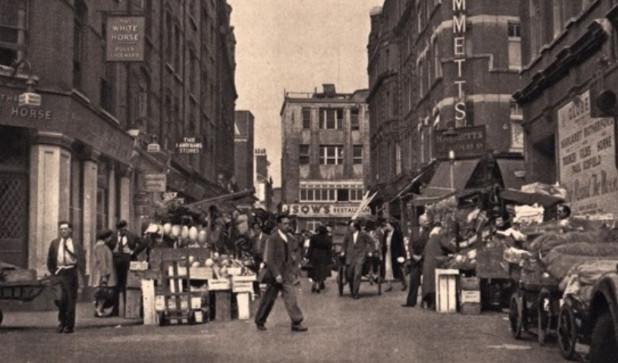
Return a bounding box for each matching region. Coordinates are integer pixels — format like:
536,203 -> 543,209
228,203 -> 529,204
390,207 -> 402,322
254,283 -> 279,325
280,283 -> 303,324
65,269 -> 78,328
352,263 -> 362,296
406,264 -> 422,306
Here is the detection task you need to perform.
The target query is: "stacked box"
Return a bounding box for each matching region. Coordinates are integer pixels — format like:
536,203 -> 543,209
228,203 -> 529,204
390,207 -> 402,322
460,276 -> 481,315
435,269 -> 459,313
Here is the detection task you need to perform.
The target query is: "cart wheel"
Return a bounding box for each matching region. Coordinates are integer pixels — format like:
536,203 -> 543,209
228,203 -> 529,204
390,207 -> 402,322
537,290 -> 551,345
157,312 -> 167,326
337,267 -> 345,296
509,294 -> 527,339
558,302 -> 578,360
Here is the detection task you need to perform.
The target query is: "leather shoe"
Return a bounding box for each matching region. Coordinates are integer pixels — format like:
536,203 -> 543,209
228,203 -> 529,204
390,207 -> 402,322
353,295 -> 360,300
401,304 -> 415,308
256,324 -> 266,331
56,324 -> 65,333
63,327 -> 74,333
291,323 -> 308,332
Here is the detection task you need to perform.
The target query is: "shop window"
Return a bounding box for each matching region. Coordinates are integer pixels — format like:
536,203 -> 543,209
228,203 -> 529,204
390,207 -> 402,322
353,145 -> 363,164
299,144 -> 310,164
337,188 -> 349,202
302,107 -> 311,129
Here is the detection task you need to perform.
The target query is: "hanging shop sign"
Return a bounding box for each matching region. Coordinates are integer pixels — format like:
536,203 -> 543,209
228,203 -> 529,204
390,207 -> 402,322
434,125 -> 486,159
106,16 -> 145,62
176,137 -> 203,154
282,203 -> 370,218
558,90 -> 617,216
143,173 -> 167,192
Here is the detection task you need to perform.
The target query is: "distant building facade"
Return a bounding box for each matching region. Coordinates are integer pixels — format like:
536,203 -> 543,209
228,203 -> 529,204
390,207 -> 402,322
280,84 -> 370,231
0,0 -> 236,272
254,148 -> 273,210
234,110 -> 254,191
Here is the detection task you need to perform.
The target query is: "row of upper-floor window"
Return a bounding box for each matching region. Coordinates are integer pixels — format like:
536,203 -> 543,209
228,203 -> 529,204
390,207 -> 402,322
302,107 -> 361,130
299,185 -> 364,202
299,145 -> 363,165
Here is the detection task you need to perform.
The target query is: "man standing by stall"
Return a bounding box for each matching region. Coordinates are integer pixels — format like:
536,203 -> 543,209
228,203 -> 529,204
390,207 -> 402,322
254,214 -> 307,332
47,221 -> 85,333
341,220 -> 373,299
403,214 -> 430,307
112,219 -> 140,316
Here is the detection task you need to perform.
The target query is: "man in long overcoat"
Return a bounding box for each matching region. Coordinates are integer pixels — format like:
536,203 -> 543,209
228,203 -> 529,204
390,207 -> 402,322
403,214 -> 431,307
341,220 -> 373,299
254,214 -> 307,332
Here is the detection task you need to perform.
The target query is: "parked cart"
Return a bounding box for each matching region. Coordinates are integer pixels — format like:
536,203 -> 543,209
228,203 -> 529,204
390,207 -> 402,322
0,275 -> 57,326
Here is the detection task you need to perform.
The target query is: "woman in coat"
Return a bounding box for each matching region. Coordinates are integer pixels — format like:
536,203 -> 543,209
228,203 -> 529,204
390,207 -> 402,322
381,220 -> 408,292
90,229 -> 117,317
307,225 -> 333,293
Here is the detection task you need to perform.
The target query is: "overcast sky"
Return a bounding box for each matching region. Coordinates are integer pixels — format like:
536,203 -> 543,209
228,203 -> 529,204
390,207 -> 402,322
229,0 -> 383,187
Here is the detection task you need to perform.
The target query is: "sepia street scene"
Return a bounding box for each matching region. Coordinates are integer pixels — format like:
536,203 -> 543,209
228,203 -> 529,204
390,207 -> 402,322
1,1 -> 618,362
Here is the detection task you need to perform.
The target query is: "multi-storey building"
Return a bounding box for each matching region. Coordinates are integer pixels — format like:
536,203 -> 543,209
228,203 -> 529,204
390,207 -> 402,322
514,0 -> 618,217
280,84 -> 370,231
368,0 -> 525,229
0,0 -> 236,273
234,110 -> 254,191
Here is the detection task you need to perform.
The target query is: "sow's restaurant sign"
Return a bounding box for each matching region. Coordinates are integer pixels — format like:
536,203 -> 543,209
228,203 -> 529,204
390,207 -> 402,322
282,204 -> 370,218
558,90 -> 617,217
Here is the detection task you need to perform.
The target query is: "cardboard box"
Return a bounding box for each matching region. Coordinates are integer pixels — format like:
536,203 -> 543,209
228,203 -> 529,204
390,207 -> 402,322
208,279 -> 231,291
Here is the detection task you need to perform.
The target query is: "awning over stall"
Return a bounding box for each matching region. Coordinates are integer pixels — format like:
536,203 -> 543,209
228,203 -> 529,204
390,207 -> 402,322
496,158 -> 525,190
411,158 -> 481,206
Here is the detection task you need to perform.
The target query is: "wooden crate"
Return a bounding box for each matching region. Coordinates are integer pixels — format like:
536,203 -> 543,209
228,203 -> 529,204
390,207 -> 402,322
212,290 -> 232,321
435,269 -> 458,313
189,267 -> 213,280
125,288 -> 142,319
235,292 -> 251,320
460,302 -> 481,315
127,271 -> 143,288
142,279 -> 157,325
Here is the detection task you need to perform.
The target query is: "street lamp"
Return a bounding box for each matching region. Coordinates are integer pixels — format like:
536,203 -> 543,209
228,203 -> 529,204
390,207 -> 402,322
11,59 -> 41,107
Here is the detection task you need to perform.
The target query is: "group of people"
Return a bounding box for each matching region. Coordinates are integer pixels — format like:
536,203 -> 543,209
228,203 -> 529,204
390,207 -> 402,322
47,219 -> 142,333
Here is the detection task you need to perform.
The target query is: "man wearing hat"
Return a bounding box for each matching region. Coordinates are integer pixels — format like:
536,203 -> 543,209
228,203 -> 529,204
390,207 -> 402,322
112,219 -> 140,316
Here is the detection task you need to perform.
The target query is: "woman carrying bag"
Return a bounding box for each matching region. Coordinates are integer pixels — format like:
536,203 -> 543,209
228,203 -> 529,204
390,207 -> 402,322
90,229 -> 117,317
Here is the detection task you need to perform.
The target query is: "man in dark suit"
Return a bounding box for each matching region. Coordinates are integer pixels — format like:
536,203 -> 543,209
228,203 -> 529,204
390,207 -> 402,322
403,214 -> 431,307
47,221 -> 85,333
254,214 -> 307,332
111,219 -> 140,316
341,220 -> 373,299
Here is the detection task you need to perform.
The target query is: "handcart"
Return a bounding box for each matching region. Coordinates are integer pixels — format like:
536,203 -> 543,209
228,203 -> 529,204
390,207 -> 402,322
157,256 -> 197,326
0,275 -> 57,326
508,257 -> 562,345
335,249 -> 381,297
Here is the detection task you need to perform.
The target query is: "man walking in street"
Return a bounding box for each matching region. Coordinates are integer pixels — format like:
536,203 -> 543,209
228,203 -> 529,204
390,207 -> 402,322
254,214 -> 307,332
47,221 -> 85,333
341,220 -> 373,299
402,214 -> 431,307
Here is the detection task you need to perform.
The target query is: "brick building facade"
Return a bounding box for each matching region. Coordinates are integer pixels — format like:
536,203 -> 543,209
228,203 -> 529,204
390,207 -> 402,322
0,0 -> 236,273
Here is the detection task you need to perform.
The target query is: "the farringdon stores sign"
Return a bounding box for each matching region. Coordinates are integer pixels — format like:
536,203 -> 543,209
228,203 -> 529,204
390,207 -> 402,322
282,204 -> 370,218
558,90 -> 617,217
